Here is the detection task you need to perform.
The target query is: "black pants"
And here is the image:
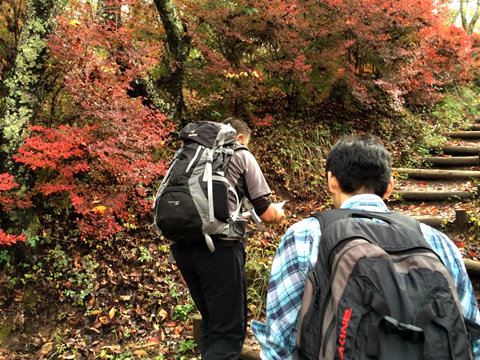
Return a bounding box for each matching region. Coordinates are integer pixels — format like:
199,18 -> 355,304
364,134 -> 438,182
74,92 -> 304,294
171,240 -> 247,360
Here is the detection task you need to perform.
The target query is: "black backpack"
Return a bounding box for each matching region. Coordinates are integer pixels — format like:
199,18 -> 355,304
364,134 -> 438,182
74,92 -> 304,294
294,209 -> 480,360
153,121 -> 262,251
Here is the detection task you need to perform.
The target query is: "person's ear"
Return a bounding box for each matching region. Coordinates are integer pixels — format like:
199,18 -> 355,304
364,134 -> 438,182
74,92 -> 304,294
328,171 -> 339,194
237,133 -> 250,145
382,176 -> 394,199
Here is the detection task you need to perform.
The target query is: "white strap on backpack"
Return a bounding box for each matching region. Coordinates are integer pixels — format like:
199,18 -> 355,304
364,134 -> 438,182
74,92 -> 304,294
203,148 -> 215,223
242,198 -> 264,231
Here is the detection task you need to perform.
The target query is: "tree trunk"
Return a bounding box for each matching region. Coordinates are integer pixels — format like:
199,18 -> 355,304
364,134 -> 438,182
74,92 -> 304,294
459,0 -> 480,34
0,0 -> 25,76
0,0 -> 59,235
96,1 -> 174,118
460,0 -> 468,31
153,0 -> 190,126
129,77 -> 174,117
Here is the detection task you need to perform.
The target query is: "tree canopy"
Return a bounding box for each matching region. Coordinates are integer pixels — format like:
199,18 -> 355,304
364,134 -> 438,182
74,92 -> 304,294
0,0 -> 479,243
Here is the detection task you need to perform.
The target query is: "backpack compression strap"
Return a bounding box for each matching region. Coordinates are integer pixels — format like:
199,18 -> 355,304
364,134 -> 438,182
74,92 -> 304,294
202,148 -> 216,223
201,147 -> 216,251
242,198 -> 264,231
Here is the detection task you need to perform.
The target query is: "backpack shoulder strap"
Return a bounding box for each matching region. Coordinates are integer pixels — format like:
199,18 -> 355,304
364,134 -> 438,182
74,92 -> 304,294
231,144 -> 266,230
310,208 -> 352,229
310,209 -> 434,273
310,209 -> 422,232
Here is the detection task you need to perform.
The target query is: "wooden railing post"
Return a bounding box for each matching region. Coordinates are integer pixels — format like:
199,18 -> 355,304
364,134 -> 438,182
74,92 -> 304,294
192,313 -> 202,350
455,209 -> 468,229
401,150 -> 410,161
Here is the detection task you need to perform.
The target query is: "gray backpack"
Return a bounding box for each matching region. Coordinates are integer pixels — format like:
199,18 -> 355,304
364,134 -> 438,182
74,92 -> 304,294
294,209 -> 480,360
153,121 -> 262,251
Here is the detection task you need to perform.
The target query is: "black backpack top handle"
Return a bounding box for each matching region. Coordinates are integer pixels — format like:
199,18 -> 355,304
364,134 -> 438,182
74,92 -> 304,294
180,121 -> 238,148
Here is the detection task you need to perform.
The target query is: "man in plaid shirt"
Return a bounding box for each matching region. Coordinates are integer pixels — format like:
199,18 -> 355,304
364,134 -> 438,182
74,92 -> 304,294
251,134 -> 480,359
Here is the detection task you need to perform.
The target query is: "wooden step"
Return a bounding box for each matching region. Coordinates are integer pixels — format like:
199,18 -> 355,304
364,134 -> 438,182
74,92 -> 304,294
464,259 -> 480,277
441,131 -> 480,139
410,216 -> 443,229
419,156 -> 479,166
442,146 -> 479,156
393,168 -> 480,179
394,191 -> 474,201
471,125 -> 480,131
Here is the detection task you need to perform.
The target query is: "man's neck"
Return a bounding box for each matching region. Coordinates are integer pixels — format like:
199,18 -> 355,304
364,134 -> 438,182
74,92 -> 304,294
334,192 -> 356,208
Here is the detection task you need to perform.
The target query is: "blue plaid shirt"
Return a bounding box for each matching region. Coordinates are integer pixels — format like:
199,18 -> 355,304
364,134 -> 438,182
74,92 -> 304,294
251,194 -> 480,359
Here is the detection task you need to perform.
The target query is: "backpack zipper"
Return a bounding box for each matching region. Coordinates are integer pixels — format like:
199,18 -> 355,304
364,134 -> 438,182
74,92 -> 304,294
186,145 -> 203,173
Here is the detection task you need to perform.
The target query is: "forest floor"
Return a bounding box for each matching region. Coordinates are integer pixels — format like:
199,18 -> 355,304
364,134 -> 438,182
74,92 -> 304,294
1,135 -> 480,360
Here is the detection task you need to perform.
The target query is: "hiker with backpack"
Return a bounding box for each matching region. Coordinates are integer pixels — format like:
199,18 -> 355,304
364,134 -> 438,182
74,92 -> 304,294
154,118 -> 285,359
251,133 -> 480,360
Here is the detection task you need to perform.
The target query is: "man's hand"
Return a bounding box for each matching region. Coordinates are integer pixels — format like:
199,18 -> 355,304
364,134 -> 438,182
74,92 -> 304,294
260,203 -> 286,224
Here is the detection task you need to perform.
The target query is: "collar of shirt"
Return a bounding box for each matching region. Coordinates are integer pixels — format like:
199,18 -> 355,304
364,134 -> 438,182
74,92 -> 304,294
340,194 -> 389,212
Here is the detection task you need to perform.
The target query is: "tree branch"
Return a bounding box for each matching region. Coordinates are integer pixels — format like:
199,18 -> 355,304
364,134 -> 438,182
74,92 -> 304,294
468,0 -> 480,33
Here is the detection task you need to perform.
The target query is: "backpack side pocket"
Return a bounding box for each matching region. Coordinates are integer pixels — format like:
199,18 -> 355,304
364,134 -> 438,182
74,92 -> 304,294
212,177 -> 230,221
155,186 -> 203,241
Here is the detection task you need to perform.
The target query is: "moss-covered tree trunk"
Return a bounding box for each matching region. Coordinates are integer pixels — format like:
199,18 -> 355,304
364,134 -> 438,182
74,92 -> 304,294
153,0 -> 190,126
0,0 -> 60,235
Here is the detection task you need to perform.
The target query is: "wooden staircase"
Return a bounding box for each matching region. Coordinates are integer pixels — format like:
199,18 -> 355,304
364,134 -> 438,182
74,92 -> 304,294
390,118 -> 480,276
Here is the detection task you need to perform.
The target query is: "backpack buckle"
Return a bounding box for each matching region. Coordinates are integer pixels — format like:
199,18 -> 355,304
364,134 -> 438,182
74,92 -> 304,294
381,316 -> 424,343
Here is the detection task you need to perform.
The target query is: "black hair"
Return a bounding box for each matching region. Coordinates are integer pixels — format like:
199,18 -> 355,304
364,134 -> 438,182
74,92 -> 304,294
325,134 -> 392,197
223,117 -> 251,138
